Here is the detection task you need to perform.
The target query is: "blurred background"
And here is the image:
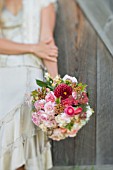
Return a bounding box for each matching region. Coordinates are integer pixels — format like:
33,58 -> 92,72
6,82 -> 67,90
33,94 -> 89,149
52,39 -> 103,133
51,0 -> 113,169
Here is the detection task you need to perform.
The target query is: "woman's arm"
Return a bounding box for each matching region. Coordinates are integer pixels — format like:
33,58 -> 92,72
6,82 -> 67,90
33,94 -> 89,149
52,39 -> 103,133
0,38 -> 57,62
40,3 -> 58,78
0,38 -> 32,55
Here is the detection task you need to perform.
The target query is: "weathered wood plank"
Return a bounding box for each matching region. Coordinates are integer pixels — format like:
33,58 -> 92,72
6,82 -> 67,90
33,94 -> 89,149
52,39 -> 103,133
51,165 -> 113,170
72,4 -> 97,166
96,39 -> 113,164
54,0 -> 96,166
77,0 -> 113,56
53,0 -> 77,165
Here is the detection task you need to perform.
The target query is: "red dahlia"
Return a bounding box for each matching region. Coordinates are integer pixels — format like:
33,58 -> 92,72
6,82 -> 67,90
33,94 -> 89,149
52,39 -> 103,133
54,83 -> 72,99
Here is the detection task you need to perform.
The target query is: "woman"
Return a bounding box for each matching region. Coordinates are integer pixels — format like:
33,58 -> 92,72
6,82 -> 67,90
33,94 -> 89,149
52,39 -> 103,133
0,0 -> 58,170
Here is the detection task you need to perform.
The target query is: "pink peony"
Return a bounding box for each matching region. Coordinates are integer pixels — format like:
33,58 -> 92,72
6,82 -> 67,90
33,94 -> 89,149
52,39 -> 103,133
45,91 -> 55,102
74,107 -> 83,115
65,106 -> 75,116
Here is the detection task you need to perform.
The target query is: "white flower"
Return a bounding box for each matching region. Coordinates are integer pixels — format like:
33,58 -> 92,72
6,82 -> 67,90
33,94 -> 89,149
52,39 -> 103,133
44,72 -> 51,80
55,113 -> 71,127
86,106 -> 93,118
63,75 -> 78,83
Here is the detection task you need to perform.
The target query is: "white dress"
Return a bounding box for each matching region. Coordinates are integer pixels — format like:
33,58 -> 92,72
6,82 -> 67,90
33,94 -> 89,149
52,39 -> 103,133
0,0 -> 57,170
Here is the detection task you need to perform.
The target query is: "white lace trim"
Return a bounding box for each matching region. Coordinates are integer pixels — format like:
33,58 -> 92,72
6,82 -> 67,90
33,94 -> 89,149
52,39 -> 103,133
0,103 -> 51,158
0,129 -> 51,158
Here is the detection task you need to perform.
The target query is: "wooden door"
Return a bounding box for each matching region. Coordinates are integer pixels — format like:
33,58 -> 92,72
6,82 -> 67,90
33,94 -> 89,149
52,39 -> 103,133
51,0 -> 113,169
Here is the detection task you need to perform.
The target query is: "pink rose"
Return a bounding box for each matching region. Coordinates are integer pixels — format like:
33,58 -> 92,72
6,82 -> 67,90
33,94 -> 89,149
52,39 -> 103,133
37,110 -> 45,115
44,101 -> 54,113
74,107 -> 83,115
34,100 -> 45,110
40,113 -> 48,121
32,112 -> 40,126
65,106 -> 75,116
45,92 -> 55,102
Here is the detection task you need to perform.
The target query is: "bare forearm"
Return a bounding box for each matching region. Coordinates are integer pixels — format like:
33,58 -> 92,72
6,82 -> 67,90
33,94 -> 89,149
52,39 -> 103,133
0,39 -> 32,55
40,4 -> 58,77
43,60 -> 58,78
40,4 -> 56,40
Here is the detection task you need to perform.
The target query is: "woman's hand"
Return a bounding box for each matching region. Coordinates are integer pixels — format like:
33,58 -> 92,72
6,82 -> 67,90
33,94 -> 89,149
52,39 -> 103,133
33,39 -> 58,62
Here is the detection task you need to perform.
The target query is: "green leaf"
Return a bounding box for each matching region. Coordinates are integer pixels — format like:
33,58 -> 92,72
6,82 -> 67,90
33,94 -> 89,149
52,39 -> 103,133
48,77 -> 53,84
36,79 -> 47,87
46,84 -> 54,91
65,122 -> 74,131
55,97 -> 61,104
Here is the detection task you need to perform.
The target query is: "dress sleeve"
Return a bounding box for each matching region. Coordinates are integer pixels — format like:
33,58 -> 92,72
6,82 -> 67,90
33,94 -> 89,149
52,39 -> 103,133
41,0 -> 58,11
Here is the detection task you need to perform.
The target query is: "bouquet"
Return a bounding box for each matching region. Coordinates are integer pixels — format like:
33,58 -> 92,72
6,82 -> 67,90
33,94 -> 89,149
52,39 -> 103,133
31,73 -> 94,141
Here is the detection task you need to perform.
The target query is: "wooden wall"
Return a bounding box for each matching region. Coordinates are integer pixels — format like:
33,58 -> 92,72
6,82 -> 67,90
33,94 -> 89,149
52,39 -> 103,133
52,0 -> 113,167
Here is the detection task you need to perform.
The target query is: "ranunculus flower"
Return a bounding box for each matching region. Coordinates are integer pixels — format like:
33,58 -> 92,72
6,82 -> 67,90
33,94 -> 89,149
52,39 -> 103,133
45,91 -> 55,102
65,106 -> 75,116
54,83 -> 72,100
74,107 -> 83,115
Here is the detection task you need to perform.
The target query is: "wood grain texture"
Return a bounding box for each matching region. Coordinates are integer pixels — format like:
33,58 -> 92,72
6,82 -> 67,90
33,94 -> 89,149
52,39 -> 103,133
76,0 -> 113,56
72,6 -> 96,166
51,165 -> 113,170
96,39 -> 113,164
53,0 -> 113,167
53,0 -> 78,165
53,0 -> 96,166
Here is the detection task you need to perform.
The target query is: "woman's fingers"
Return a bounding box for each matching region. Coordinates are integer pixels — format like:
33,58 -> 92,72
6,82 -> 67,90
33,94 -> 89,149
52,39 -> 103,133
44,55 -> 57,62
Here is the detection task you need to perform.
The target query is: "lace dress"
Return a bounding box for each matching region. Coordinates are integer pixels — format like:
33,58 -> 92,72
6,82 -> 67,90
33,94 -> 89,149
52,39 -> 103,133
0,0 -> 57,169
